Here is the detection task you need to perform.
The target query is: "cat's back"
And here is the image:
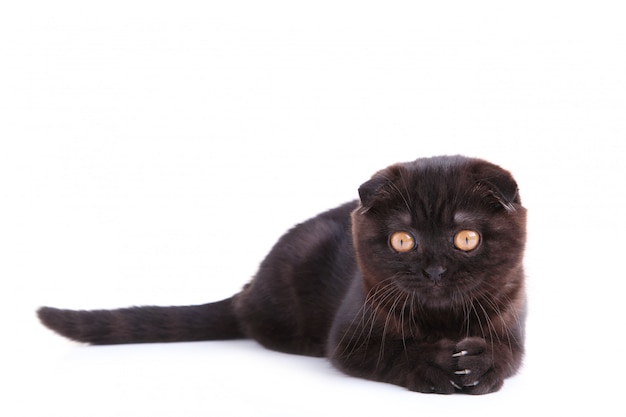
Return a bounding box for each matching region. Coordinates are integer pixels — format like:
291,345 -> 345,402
256,200 -> 358,285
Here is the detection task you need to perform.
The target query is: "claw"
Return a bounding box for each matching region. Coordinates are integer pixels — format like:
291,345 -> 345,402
454,369 -> 472,375
450,380 -> 462,390
464,381 -> 480,387
452,350 -> 468,358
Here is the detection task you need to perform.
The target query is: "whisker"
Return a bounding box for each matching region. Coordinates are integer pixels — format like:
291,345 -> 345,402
400,295 -> 410,359
471,280 -> 525,351
474,298 -> 498,352
333,277 -> 402,362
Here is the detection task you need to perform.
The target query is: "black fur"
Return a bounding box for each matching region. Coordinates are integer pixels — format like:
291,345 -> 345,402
38,155 -> 526,395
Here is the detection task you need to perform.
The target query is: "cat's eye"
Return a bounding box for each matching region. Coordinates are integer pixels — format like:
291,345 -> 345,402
389,231 -> 416,253
454,230 -> 481,252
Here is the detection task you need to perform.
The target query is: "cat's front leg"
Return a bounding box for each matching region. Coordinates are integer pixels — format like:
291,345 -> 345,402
449,337 -> 521,395
329,336 -> 461,394
396,337 -> 511,394
404,338 -> 461,394
391,338 -> 500,394
330,335 -> 516,395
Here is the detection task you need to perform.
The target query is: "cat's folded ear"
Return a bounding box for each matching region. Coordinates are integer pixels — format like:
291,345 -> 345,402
471,162 -> 521,212
358,176 -> 387,213
357,165 -> 403,214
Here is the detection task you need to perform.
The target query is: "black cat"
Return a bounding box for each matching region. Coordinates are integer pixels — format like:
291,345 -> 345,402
38,155 -> 527,395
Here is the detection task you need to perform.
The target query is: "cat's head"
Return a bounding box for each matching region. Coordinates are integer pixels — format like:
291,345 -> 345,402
352,155 -> 526,310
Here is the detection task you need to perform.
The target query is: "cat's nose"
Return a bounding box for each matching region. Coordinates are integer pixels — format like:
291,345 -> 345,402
423,266 -> 447,283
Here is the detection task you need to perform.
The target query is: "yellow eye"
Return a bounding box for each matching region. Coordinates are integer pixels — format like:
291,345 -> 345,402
390,231 -> 416,253
454,230 -> 481,252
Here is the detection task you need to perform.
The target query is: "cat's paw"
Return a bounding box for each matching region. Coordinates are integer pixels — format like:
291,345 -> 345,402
406,339 -> 458,394
451,337 -> 503,394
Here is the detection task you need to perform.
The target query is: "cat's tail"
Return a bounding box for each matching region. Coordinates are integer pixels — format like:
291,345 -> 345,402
37,297 -> 244,345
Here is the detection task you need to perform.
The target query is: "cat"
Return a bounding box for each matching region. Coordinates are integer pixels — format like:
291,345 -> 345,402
38,155 -> 527,395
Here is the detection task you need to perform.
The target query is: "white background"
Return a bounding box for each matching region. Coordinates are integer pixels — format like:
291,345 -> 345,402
1,1 -> 625,416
